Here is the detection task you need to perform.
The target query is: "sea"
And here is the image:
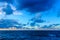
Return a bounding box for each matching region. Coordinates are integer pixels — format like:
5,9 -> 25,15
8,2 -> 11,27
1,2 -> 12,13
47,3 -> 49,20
0,30 -> 60,40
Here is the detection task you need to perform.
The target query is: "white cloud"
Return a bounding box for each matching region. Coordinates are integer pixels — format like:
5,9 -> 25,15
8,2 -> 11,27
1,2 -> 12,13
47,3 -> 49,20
0,11 -> 2,15
10,4 -> 16,11
53,25 -> 60,29
13,11 -> 23,15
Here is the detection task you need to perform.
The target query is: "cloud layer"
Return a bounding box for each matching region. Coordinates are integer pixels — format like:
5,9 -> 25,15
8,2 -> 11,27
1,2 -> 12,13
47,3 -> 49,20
17,0 -> 55,13
0,0 -> 55,15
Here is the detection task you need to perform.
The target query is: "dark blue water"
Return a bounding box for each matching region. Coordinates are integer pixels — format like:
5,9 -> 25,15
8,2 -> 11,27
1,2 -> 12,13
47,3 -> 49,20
0,30 -> 60,40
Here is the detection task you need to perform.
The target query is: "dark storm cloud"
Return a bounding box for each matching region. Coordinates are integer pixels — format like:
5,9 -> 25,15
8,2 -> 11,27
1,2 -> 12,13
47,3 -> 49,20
17,0 -> 55,13
0,0 -> 14,15
3,4 -> 13,15
0,0 -> 13,4
29,17 -> 45,27
0,19 -> 28,28
0,0 -> 55,15
0,19 -> 20,28
42,24 -> 60,28
31,18 -> 45,23
34,19 -> 45,23
30,22 -> 36,26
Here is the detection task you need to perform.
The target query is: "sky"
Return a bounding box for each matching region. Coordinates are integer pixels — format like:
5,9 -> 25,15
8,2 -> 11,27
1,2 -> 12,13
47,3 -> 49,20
0,0 -> 60,28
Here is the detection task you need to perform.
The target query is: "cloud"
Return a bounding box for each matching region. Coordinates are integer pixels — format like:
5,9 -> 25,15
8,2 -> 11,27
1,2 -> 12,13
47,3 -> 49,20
3,4 -> 13,15
30,22 -> 35,26
29,17 -> 45,27
17,0 -> 55,13
34,19 -> 45,23
42,24 -> 60,28
0,0 -> 55,15
0,19 -> 20,28
31,17 -> 45,23
0,0 -> 14,15
0,0 -> 13,4
13,11 -> 23,15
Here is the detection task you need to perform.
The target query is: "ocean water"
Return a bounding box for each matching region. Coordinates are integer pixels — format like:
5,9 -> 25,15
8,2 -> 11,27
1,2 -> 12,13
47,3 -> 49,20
0,30 -> 60,40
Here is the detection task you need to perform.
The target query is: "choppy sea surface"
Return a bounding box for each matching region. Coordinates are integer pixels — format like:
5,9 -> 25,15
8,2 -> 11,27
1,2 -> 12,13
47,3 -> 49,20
0,30 -> 60,40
